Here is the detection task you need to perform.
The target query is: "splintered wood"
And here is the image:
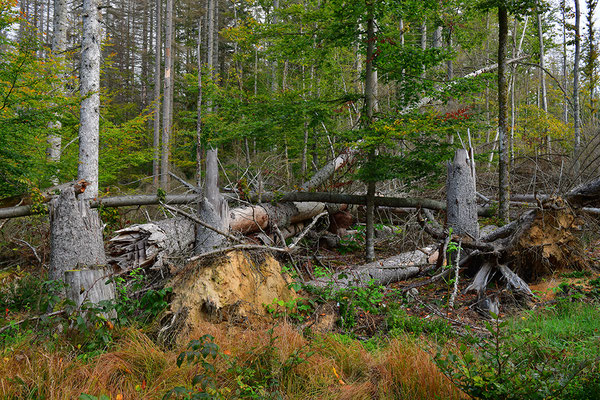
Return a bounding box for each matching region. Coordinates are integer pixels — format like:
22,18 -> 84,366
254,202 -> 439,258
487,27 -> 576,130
108,217 -> 195,271
508,200 -> 584,281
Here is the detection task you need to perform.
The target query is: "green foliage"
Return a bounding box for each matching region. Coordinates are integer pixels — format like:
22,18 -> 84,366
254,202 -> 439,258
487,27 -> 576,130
265,297 -> 314,322
109,268 -> 172,326
387,308 -> 453,340
166,329 -> 313,399
305,275 -> 387,329
434,310 -> 600,399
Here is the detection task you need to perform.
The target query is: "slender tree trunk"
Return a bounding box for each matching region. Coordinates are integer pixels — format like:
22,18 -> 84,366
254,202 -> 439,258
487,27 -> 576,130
141,0 -> 149,108
574,0 -> 582,166
498,5 -> 510,223
446,28 -> 453,80
152,0 -> 162,187
79,0 -> 102,199
562,0 -> 569,123
196,18 -> 203,187
537,2 -> 549,152
364,7 -> 377,262
160,0 -> 173,190
46,0 -> 68,182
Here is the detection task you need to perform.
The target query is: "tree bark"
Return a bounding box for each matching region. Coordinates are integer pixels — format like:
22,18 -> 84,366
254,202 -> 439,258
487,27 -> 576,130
498,5 -> 510,223
196,18 -> 203,187
65,267 -> 116,319
46,0 -> 68,176
537,2 -> 549,151
364,6 -> 376,262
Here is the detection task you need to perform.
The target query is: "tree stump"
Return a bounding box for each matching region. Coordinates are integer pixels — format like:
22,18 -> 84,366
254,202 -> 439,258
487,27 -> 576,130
446,148 -> 479,239
49,185 -> 114,316
65,267 -> 116,319
49,186 -> 106,281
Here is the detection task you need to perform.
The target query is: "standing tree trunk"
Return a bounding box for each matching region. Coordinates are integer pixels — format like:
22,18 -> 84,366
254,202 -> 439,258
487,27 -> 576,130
49,186 -> 106,281
196,18 -> 203,187
152,0 -> 162,187
46,0 -> 68,181
364,6 -> 376,263
574,0 -> 581,166
562,0 -> 569,123
79,0 -> 101,200
537,2 -> 549,151
498,5 -> 510,223
196,0 -> 228,254
447,149 -> 479,239
160,0 -> 173,190
49,0 -> 112,311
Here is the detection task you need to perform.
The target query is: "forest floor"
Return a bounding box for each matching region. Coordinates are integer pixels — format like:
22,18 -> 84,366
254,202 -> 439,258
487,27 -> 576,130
1,216 -> 600,399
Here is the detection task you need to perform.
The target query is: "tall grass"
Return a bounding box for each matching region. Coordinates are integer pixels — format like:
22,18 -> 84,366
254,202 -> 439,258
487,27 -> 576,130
0,322 -> 463,399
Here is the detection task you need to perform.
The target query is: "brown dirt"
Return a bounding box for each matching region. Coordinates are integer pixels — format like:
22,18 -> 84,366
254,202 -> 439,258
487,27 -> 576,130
168,250 -> 297,340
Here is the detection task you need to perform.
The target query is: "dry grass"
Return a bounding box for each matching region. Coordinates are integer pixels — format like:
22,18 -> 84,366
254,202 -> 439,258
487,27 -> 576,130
0,322 -> 464,399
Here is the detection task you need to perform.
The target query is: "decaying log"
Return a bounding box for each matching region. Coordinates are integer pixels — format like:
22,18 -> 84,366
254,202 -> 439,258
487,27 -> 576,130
566,176 -> 600,207
229,201 -> 326,234
108,216 -> 195,270
306,248 -> 433,288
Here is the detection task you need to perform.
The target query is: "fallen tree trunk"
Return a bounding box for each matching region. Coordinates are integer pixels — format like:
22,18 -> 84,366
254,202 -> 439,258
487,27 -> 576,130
108,216 -> 195,271
306,248 -> 432,288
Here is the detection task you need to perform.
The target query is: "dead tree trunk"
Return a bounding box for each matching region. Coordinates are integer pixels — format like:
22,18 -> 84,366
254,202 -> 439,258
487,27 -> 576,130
446,149 -> 479,239
49,186 -> 106,281
65,268 -> 116,319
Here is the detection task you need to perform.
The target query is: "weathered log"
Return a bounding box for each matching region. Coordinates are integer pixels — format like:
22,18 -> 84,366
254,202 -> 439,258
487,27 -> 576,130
229,201 -> 326,234
49,186 -> 106,281
306,249 -> 432,288
65,267 -> 116,319
446,149 -> 479,239
108,216 -> 195,270
566,176 -> 600,207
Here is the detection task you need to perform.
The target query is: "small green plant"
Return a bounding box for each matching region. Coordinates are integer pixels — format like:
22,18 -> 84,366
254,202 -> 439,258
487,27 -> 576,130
387,308 -> 453,339
265,297 -> 314,322
164,334 -> 226,399
434,312 -> 596,400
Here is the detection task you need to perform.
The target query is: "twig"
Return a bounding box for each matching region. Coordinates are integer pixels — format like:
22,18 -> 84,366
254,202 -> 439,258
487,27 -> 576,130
0,310 -> 65,334
288,211 -> 328,251
169,172 -> 199,193
186,244 -> 289,263
402,250 -> 481,291
14,239 -> 41,263
160,202 -> 242,243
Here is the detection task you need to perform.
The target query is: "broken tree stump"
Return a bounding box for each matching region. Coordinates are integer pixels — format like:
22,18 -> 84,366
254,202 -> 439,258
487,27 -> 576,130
49,185 -> 106,281
65,267 -> 116,319
446,148 -> 479,240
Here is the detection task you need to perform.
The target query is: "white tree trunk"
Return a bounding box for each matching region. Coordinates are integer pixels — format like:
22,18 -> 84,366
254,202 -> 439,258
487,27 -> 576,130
78,0 -> 101,199
46,0 -> 68,175
160,0 -> 173,189
574,0 -> 582,163
152,0 -> 162,187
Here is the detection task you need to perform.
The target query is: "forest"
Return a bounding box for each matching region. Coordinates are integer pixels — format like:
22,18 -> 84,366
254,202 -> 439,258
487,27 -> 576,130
1,0 -> 600,398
